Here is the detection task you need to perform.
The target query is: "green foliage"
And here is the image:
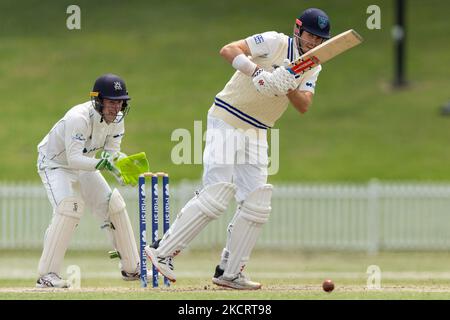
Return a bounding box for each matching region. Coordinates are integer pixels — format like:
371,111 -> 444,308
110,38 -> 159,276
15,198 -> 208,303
0,0 -> 449,182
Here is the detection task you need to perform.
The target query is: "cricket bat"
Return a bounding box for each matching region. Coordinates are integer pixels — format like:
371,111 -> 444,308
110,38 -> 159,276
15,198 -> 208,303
288,29 -> 363,75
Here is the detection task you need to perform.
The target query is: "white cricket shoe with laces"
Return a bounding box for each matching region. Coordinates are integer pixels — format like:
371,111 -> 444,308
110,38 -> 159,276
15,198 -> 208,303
212,265 -> 261,290
36,272 -> 70,288
144,246 -> 176,282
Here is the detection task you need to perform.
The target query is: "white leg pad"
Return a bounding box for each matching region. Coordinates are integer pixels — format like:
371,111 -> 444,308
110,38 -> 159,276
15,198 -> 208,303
223,184 -> 273,278
107,189 -> 140,273
157,182 -> 237,257
38,197 -> 85,276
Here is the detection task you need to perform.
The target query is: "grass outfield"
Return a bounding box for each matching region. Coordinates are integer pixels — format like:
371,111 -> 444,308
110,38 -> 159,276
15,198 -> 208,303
0,0 -> 449,182
2,250 -> 450,299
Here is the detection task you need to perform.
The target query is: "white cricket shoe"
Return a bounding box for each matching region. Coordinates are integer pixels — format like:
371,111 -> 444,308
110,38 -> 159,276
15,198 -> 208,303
121,269 -> 140,281
144,246 -> 176,282
36,272 -> 70,288
212,265 -> 261,290
121,264 -> 154,281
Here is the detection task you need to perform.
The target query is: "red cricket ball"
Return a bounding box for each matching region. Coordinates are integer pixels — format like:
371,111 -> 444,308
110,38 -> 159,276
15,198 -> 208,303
322,279 -> 334,293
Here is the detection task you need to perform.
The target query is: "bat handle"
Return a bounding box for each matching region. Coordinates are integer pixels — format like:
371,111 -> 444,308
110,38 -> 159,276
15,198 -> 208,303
272,64 -> 295,75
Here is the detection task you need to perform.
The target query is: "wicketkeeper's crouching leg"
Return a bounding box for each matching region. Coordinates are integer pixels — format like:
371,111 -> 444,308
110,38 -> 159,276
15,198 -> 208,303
104,188 -> 140,280
145,182 -> 237,282
212,184 -> 273,290
37,197 -> 85,288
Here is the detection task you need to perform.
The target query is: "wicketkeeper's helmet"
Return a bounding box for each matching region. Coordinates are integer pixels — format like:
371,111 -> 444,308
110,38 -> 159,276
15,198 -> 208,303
90,73 -> 131,123
294,8 -> 331,54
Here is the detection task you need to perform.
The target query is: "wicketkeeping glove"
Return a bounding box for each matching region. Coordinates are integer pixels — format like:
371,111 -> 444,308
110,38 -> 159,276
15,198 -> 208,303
111,151 -> 128,162
95,151 -> 125,186
114,152 -> 150,186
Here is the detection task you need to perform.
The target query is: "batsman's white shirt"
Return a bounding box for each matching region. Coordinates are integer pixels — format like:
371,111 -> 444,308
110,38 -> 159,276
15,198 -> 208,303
37,101 -> 124,214
204,31 -> 321,201
210,31 -> 321,130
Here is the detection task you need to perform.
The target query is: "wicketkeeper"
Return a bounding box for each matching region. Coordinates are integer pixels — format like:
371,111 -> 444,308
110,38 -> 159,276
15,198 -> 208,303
146,8 -> 331,289
36,74 -> 148,288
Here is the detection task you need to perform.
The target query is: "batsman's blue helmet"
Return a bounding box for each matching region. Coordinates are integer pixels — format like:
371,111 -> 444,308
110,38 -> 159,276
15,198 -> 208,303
295,8 -> 331,39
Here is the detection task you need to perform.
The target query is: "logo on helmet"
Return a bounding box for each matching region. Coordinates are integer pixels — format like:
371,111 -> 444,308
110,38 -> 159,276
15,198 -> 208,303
318,16 -> 328,29
113,81 -> 123,91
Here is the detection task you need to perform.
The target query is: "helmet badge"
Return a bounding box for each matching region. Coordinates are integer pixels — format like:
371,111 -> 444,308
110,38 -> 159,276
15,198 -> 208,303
318,16 -> 328,29
113,81 -> 123,91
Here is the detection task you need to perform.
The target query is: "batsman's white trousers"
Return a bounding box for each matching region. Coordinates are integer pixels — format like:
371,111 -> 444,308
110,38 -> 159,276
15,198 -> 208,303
202,114 -> 268,202
38,166 -> 112,221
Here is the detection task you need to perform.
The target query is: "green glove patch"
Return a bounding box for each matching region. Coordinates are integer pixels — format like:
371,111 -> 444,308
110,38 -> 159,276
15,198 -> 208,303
114,152 -> 150,186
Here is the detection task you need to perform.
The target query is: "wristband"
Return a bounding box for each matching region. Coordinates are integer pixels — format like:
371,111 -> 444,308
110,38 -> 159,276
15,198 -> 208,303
231,54 -> 257,76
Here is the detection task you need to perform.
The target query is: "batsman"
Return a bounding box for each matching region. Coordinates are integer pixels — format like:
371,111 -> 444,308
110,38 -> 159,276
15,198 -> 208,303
146,8 -> 331,289
36,74 -> 149,288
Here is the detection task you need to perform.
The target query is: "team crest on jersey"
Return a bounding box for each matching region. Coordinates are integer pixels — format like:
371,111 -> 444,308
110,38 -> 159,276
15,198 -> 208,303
113,81 -> 122,91
318,16 -> 328,29
253,34 -> 264,44
72,133 -> 85,141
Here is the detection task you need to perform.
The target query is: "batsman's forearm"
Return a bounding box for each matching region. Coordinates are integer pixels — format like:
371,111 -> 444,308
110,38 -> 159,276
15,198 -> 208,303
220,40 -> 252,64
287,90 -> 313,114
220,46 -> 243,63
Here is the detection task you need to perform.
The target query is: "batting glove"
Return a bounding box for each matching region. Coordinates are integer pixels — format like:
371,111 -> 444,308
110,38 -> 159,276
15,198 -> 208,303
271,66 -> 298,95
252,68 -> 283,97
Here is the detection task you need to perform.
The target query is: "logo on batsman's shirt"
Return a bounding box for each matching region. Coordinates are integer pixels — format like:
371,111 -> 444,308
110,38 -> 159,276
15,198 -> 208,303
253,35 -> 264,44
72,133 -> 86,141
306,82 -> 315,88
